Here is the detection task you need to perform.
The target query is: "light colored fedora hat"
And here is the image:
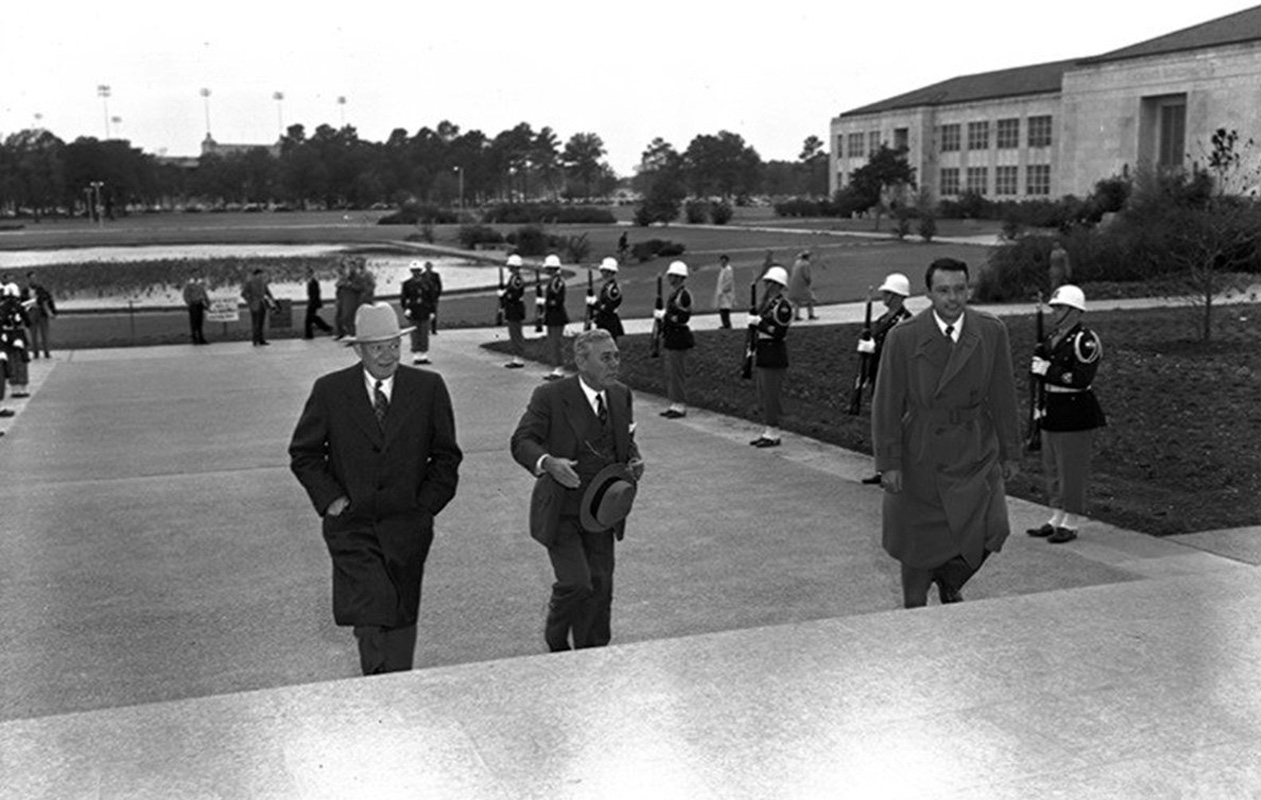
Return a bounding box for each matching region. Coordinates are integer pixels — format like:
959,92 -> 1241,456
579,463 -> 638,533
345,302 -> 414,344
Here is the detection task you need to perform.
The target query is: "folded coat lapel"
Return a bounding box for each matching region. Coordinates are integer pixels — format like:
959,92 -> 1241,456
344,370 -> 384,445
935,312 -> 980,397
608,386 -> 629,461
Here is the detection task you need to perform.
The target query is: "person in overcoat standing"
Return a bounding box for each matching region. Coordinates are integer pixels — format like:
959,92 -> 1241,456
289,302 -> 462,675
872,258 -> 1020,608
713,254 -> 735,328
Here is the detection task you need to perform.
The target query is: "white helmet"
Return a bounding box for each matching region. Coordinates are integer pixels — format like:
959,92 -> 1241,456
762,266 -> 789,286
1049,284 -> 1086,312
543,254 -> 562,269
599,257 -> 619,273
878,272 -> 911,297
506,254 -> 523,268
666,260 -> 689,278
2,283 -> 18,297
408,260 -> 423,271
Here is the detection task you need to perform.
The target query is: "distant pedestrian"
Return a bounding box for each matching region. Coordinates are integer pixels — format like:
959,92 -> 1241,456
659,260 -> 693,419
1026,284 -> 1106,544
787,250 -> 817,320
241,268 -> 276,346
748,265 -> 793,447
500,254 -> 527,368
304,268 -> 333,339
617,231 -> 629,262
542,254 -> 568,381
22,272 -> 56,358
182,273 -> 210,345
422,261 -> 443,334
713,254 -> 735,328
334,259 -> 356,339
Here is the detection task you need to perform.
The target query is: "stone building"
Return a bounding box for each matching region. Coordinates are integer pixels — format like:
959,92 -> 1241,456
830,6 -> 1261,203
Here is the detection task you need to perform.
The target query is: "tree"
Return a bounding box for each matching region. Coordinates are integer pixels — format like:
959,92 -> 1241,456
797,135 -> 829,197
531,126 -> 561,200
562,132 -> 607,199
633,137 -> 685,225
682,130 -> 762,199
846,144 -> 916,229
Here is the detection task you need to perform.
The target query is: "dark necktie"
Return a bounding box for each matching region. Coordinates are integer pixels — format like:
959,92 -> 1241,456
596,393 -> 608,425
374,380 -> 389,430
944,324 -> 955,344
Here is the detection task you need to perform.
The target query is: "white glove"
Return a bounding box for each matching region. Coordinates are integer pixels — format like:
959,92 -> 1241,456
535,296 -> 546,306
745,313 -> 760,328
653,309 -> 665,320
856,338 -> 876,354
403,310 -> 412,319
586,296 -> 596,306
13,339 -> 23,350
496,289 -> 506,298
1030,356 -> 1050,375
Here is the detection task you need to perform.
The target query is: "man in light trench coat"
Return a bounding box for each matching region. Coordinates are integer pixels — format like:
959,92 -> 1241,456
872,257 -> 1021,608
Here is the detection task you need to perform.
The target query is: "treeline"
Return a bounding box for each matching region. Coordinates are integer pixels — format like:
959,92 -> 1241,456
0,121 -> 831,218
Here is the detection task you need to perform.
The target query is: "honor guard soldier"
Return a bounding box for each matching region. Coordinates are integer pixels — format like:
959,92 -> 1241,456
860,272 -> 915,483
591,257 -> 625,340
501,254 -> 528,368
748,266 -> 793,447
658,260 -> 694,418
1026,284 -> 1106,544
542,254 -> 569,381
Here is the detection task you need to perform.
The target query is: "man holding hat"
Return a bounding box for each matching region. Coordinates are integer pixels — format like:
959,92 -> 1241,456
1026,284 -> 1106,544
542,254 -> 568,381
659,260 -> 694,418
748,265 -> 793,447
591,257 -> 624,340
500,254 -> 528,368
289,302 -> 462,676
511,328 -> 644,651
400,260 -> 435,364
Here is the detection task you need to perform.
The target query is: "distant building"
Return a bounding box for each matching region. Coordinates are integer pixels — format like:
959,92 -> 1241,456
200,135 -> 280,159
830,6 -> 1261,203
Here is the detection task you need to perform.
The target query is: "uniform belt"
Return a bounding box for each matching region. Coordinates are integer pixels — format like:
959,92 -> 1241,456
1046,385 -> 1089,394
917,406 -> 982,424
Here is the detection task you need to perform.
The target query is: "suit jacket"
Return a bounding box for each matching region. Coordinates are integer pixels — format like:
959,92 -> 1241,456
241,275 -> 274,313
510,376 -> 639,547
289,364 -> 462,627
871,307 -> 1020,569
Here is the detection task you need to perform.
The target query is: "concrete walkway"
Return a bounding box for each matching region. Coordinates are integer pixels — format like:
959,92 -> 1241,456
0,326 -> 1257,798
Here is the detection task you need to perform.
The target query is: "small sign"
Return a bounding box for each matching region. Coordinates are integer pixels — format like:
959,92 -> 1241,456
206,298 -> 240,323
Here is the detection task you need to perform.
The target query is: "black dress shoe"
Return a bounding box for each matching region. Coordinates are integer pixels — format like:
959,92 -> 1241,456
1026,523 -> 1056,538
543,373 -> 563,381
504,362 -> 524,369
752,437 -> 781,448
10,392 -> 29,399
861,474 -> 883,485
1048,527 -> 1078,544
661,409 -> 686,419
0,409 -> 14,417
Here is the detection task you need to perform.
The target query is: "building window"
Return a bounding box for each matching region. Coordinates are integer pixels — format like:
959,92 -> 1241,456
940,167 -> 960,196
966,167 -> 988,194
847,132 -> 864,159
996,118 -> 1020,149
940,124 -> 960,152
868,131 -> 880,156
1028,115 -> 1053,148
893,127 -> 909,151
836,135 -> 845,158
967,121 -> 989,151
1158,102 -> 1186,168
995,166 -> 1018,195
1027,164 -> 1051,195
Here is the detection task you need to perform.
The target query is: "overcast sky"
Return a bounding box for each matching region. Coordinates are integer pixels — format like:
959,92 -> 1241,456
3,0 -> 1258,175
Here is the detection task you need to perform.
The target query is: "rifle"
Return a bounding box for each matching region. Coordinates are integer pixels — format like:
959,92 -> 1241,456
650,274 -> 663,358
741,279 -> 758,380
1024,292 -> 1045,453
533,269 -> 544,333
584,268 -> 594,331
847,287 -> 875,415
495,266 -> 504,327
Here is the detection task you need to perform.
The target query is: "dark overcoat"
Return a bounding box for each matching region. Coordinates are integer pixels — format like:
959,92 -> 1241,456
289,364 -> 461,627
510,376 -> 639,547
872,308 -> 1020,569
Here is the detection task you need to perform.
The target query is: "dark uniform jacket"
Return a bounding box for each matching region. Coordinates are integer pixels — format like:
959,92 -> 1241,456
400,275 -> 432,319
593,279 -> 624,338
662,286 -> 693,350
869,305 -> 913,383
289,364 -> 462,627
1037,322 -> 1106,432
544,274 -> 568,327
753,293 -> 793,369
502,271 -> 527,322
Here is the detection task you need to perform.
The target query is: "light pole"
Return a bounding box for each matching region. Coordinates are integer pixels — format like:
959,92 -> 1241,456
337,96 -> 347,127
111,116 -> 122,139
199,88 -> 212,138
97,85 -> 111,138
88,181 -> 105,226
273,91 -> 285,137
454,166 -> 464,212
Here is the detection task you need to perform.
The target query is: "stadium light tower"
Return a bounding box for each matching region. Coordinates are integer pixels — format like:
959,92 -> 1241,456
337,95 -> 347,127
273,91 -> 285,137
97,85 -> 111,138
200,88 -> 212,138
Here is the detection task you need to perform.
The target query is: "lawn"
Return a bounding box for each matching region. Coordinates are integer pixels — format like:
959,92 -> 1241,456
486,302 -> 1261,537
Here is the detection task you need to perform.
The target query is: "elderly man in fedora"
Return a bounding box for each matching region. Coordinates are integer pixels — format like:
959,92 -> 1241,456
289,302 -> 462,675
511,328 -> 644,652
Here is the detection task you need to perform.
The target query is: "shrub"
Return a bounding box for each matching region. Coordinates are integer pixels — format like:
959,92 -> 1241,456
684,199 -> 709,224
630,239 -> 686,262
710,200 -> 734,225
565,233 -> 591,265
457,224 -> 504,250
917,212 -> 937,242
483,204 -> 615,225
509,224 -> 552,257
377,203 -> 459,225
773,198 -> 822,217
